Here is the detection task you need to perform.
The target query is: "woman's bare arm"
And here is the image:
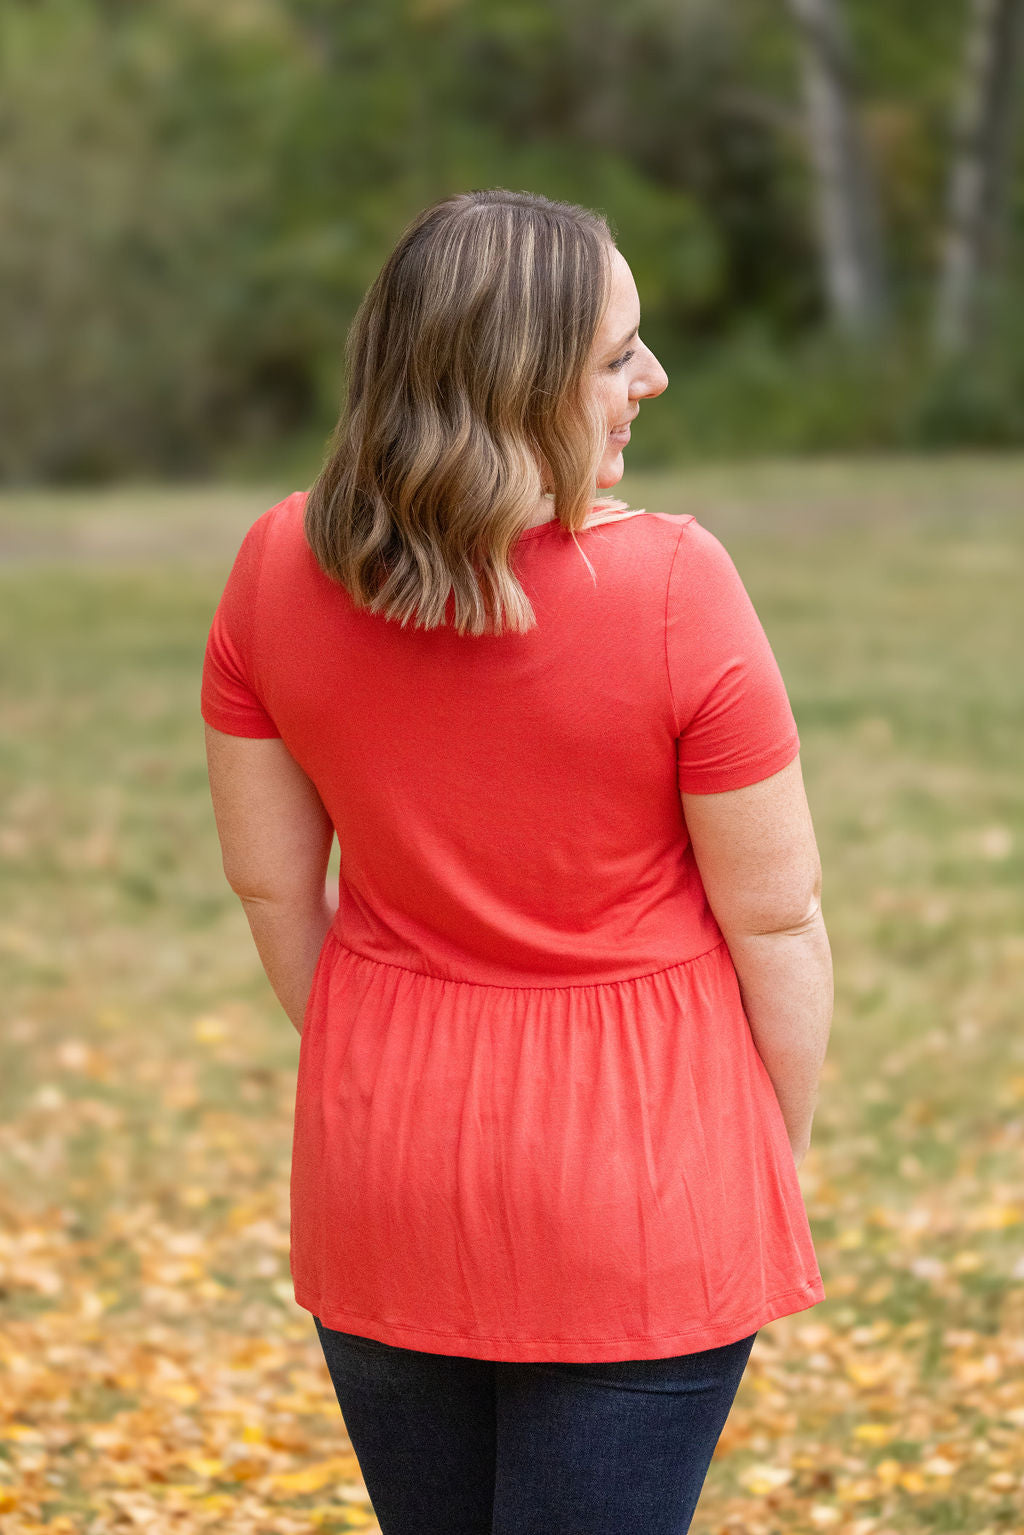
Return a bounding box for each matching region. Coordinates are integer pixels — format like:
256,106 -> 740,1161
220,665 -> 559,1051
681,756 -> 833,1165
205,726 -> 336,1034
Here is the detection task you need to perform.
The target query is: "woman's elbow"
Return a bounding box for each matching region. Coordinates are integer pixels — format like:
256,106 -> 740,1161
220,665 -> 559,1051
222,857 -> 301,907
718,867 -> 823,940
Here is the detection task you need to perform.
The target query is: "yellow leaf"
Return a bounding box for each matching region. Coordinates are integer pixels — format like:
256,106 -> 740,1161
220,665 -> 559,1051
846,1360 -> 887,1388
227,1202 -> 264,1231
268,1457 -> 356,1495
837,1477 -> 879,1503
184,1456 -> 224,1479
987,1471 -> 1017,1493
899,1469 -> 927,1493
193,1015 -> 228,1043
228,1338 -> 277,1366
336,1481 -> 371,1502
854,1422 -> 894,1445
154,1381 -> 199,1406
738,1464 -> 793,1495
273,1392 -> 326,1413
972,1204 -> 1022,1230
227,1456 -> 265,1482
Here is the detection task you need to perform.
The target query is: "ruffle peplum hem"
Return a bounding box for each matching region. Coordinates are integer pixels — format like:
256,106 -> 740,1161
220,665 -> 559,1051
289,927 -> 824,1363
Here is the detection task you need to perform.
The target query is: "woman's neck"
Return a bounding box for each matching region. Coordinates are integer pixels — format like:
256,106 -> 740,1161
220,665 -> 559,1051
523,493 -> 558,529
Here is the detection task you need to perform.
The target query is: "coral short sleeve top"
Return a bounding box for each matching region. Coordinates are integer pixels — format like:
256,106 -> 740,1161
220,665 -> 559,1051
201,491 -> 824,1362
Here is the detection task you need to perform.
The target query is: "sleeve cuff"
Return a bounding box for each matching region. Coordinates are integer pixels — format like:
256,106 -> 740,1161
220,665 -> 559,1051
678,733 -> 800,796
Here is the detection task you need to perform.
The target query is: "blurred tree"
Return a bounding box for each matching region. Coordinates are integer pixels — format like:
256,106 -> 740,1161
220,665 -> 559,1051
0,0 -> 324,478
3,0 -> 1024,476
935,0 -> 1024,354
786,0 -> 888,334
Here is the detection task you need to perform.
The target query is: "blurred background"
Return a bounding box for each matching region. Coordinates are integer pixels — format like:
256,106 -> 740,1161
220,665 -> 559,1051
2,4 -> 1024,1534
4,0 -> 1024,481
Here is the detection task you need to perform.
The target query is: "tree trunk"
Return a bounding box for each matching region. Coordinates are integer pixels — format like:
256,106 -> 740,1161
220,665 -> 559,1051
935,0 -> 1024,355
787,0 -> 888,335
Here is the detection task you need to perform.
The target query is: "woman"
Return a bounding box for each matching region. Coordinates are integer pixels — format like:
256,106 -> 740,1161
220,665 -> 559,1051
202,189 -> 832,1535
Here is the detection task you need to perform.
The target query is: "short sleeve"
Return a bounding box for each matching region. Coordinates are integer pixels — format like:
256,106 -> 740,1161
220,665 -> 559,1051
666,519 -> 798,794
201,513 -> 281,738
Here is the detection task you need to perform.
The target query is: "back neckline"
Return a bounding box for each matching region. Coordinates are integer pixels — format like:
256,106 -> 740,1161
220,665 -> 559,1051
516,508 -> 646,542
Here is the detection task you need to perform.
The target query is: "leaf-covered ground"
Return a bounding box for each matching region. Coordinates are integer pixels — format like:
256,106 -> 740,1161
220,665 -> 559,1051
1,461 -> 1022,1533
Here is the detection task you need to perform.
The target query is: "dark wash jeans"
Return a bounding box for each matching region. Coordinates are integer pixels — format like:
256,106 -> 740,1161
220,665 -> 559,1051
313,1315 -> 757,1535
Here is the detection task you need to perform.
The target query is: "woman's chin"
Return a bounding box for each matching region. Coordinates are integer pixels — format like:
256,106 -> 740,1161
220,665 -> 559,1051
596,450 -> 625,490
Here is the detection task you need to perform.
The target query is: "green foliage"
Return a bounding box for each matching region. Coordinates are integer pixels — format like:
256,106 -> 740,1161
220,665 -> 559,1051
3,0 -> 1024,479
0,0 -> 336,478
908,297 -> 1024,448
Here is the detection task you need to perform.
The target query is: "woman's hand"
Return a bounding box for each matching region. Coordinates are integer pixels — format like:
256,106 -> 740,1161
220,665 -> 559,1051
681,757 -> 833,1165
205,726 -> 336,1034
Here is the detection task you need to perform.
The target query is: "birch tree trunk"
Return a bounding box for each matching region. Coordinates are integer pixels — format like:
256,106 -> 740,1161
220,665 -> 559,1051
787,0 -> 888,335
935,0 -> 1024,355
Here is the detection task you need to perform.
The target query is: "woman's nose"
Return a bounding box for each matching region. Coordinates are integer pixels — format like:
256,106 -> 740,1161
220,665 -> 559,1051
632,354 -> 669,401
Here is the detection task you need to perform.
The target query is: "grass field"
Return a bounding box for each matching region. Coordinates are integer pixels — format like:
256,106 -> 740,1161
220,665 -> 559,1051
1,459 -> 1023,1534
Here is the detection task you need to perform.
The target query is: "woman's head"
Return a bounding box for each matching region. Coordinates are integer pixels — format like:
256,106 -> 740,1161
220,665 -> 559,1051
305,188 -> 667,636
591,245 -> 669,490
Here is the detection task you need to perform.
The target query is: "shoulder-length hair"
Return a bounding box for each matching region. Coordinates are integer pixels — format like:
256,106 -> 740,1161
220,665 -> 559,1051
304,188 -> 625,637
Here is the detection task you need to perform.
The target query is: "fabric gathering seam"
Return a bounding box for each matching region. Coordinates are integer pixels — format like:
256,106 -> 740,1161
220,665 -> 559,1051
324,931 -> 731,992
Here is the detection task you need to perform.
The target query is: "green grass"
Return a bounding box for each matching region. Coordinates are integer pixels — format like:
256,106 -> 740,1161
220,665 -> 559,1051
1,460 -> 1023,1533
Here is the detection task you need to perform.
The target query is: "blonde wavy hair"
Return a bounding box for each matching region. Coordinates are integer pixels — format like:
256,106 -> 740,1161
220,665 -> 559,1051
304,189 -> 628,636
